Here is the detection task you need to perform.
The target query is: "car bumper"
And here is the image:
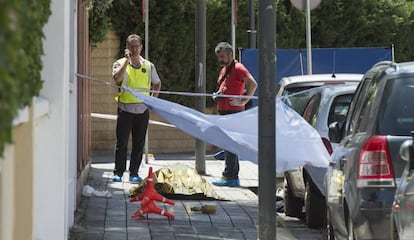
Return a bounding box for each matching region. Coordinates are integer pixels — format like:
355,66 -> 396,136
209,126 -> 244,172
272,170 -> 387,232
352,188 -> 395,239
354,208 -> 392,240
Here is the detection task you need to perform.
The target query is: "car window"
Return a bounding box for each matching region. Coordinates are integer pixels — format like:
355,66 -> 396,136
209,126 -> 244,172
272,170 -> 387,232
282,86 -> 317,96
378,77 -> 414,136
355,80 -> 378,134
346,78 -> 375,135
302,93 -> 322,127
328,94 -> 353,129
282,88 -> 320,116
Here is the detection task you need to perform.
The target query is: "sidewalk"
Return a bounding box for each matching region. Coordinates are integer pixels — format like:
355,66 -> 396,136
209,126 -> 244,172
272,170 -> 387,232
71,154 -> 296,240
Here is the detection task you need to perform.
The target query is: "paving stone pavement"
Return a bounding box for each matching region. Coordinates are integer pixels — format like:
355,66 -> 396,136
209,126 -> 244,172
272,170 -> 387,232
71,154 -> 297,240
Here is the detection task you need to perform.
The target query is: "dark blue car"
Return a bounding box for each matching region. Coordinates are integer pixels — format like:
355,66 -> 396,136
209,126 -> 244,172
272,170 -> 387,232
325,61 -> 414,239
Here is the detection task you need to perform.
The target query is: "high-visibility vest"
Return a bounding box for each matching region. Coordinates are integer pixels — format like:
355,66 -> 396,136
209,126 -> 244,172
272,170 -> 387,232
116,59 -> 151,103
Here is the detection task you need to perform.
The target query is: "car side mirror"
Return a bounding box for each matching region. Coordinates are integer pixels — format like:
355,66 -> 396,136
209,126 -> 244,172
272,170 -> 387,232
328,121 -> 342,143
399,131 -> 414,171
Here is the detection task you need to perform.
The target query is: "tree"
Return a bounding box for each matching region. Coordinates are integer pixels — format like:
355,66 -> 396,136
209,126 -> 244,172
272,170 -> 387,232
97,0 -> 414,108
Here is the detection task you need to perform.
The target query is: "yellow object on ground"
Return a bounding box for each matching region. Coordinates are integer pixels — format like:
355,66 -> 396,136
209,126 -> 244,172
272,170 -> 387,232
129,164 -> 222,200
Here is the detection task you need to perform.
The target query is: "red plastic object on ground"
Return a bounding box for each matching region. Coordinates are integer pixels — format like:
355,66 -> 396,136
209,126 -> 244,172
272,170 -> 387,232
131,199 -> 175,219
130,167 -> 175,219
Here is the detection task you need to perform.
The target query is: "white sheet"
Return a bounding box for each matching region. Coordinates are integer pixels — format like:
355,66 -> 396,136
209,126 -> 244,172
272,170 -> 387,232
128,89 -> 330,173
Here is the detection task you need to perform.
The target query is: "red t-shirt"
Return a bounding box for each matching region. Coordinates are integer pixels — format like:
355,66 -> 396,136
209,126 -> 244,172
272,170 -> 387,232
217,61 -> 251,111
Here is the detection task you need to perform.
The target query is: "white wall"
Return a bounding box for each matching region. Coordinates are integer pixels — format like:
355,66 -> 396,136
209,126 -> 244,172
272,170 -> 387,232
34,0 -> 78,239
67,0 -> 78,233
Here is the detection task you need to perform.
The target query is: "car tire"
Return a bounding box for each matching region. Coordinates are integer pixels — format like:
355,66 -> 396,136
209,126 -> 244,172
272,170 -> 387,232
305,178 -> 326,229
284,177 -> 304,218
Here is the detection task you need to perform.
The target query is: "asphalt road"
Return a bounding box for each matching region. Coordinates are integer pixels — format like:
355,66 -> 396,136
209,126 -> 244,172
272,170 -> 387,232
276,177 -> 325,240
278,213 -> 325,240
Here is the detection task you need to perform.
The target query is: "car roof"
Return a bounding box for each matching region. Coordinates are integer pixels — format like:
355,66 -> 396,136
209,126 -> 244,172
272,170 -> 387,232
276,73 -> 363,97
366,61 -> 414,79
279,73 -> 363,87
286,84 -> 358,99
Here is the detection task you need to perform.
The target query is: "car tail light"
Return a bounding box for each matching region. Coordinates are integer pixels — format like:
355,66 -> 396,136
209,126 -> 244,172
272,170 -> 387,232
321,137 -> 333,155
357,135 -> 395,187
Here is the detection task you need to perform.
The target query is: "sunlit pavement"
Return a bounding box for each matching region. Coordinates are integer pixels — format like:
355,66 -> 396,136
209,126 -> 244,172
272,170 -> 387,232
71,154 -> 297,239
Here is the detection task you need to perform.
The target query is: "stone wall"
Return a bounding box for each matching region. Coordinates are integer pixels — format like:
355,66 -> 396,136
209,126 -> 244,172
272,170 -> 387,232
90,31 -> 218,155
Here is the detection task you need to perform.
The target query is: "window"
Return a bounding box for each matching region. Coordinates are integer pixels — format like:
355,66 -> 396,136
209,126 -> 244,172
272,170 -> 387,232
302,93 -> 322,127
378,77 -> 414,136
347,78 -> 374,135
283,87 -> 321,116
328,94 -> 353,129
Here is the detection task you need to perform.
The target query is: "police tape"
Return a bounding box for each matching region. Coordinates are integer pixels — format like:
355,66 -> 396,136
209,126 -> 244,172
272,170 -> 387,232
75,73 -> 258,100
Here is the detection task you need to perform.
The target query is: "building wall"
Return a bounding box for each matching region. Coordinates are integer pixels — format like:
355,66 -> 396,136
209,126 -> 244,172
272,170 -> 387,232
91,31 -> 218,155
34,0 -> 77,238
0,0 -> 76,239
0,106 -> 35,240
0,145 -> 14,240
90,31 -> 119,154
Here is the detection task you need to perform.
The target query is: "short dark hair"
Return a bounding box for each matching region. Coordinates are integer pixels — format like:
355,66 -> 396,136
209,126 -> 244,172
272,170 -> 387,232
215,42 -> 233,54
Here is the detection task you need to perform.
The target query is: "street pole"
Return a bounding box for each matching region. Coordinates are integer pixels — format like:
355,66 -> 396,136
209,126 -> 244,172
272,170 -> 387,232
248,0 -> 256,49
290,0 -> 321,74
306,0 -> 312,74
144,0 -> 150,163
195,0 -> 206,174
144,0 -> 148,59
258,0 -> 276,239
231,0 -> 236,54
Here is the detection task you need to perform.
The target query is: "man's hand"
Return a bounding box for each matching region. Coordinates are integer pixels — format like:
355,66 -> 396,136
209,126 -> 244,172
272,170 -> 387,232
212,91 -> 223,102
230,97 -> 244,106
124,49 -> 132,60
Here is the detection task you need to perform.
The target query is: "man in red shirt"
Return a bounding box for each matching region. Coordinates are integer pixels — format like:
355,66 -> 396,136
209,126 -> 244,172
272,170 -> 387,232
212,42 -> 257,187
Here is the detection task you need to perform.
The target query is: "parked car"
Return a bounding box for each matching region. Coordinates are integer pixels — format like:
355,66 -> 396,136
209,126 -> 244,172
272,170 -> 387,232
325,61 -> 414,239
275,73 -> 363,180
276,73 -> 362,97
282,84 -> 358,229
391,133 -> 414,240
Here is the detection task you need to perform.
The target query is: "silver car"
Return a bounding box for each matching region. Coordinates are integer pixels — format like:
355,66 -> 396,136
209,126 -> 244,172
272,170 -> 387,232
283,84 -> 359,229
276,73 -> 363,183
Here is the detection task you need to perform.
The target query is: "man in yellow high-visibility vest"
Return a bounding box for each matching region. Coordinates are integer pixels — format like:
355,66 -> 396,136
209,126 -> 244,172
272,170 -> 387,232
111,34 -> 161,183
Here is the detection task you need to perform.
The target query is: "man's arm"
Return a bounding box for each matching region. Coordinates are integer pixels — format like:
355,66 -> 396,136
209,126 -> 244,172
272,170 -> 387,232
150,64 -> 161,98
233,75 -> 257,106
243,75 -> 257,105
151,82 -> 161,98
112,59 -> 129,84
229,74 -> 257,106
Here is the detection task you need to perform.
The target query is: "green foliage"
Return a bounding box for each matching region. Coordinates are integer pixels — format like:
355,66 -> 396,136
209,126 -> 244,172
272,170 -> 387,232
0,0 -> 51,157
276,0 -> 306,48
108,0 -> 254,108
103,0 -> 414,108
276,0 -> 412,50
86,0 -> 113,47
394,3 -> 414,61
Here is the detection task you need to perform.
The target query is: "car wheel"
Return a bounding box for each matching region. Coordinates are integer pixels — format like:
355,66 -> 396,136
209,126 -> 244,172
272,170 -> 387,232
347,216 -> 355,240
305,178 -> 326,229
326,208 -> 335,240
284,177 -> 304,218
